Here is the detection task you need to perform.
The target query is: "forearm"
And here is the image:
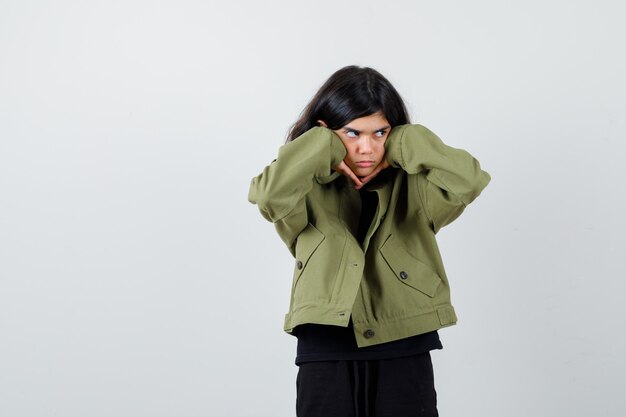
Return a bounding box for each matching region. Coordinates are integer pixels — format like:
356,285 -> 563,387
248,126 -> 347,222
385,124 -> 491,206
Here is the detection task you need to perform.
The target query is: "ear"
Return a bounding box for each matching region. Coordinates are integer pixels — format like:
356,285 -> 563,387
316,119 -> 328,128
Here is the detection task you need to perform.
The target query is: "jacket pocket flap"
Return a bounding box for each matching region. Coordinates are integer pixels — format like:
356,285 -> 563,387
379,234 -> 441,297
294,223 -> 325,275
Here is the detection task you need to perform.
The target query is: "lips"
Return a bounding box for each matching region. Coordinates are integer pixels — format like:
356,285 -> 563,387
355,161 -> 375,168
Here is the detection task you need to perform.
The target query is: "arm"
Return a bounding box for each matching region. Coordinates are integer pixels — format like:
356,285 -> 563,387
248,126 -> 347,253
385,124 -> 491,233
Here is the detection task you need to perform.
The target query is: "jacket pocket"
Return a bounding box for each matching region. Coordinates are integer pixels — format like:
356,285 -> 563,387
293,223 -> 325,284
379,234 -> 442,297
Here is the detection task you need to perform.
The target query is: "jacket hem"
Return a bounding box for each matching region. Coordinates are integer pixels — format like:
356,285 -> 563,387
351,305 -> 458,347
284,303 -> 353,333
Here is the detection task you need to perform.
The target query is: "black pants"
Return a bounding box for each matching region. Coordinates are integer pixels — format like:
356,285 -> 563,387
296,352 -> 438,417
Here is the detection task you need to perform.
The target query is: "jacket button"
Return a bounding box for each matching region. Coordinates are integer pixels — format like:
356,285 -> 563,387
296,260 -> 303,270
363,329 -> 375,338
399,271 -> 408,279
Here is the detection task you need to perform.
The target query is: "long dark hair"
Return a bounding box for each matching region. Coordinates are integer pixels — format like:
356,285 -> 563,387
286,65 -> 410,143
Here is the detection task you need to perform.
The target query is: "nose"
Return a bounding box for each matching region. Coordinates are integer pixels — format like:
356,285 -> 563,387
357,137 -> 373,154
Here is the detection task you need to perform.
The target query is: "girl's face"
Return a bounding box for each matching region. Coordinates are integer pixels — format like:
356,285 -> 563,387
322,112 -> 391,178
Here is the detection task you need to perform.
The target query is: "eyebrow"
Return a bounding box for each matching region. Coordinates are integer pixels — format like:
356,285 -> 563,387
343,125 -> 391,134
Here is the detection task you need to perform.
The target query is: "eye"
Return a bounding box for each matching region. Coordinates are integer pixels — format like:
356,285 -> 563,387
375,129 -> 388,138
345,130 -> 358,138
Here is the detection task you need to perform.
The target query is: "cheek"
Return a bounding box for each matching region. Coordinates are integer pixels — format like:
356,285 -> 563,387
374,141 -> 386,155
342,142 -> 358,159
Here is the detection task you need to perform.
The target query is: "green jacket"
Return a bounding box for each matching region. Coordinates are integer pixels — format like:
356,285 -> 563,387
248,124 -> 491,347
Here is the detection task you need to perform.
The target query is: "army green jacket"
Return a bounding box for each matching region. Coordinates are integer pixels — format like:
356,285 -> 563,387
248,124 -> 491,347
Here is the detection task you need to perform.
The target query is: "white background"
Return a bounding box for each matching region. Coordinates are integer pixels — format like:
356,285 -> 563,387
1,1 -> 625,416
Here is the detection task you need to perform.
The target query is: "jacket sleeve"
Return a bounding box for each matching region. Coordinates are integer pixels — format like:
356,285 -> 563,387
248,126 -> 347,254
384,124 -> 491,233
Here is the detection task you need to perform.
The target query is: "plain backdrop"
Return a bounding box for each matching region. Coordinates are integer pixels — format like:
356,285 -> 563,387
1,1 -> 625,416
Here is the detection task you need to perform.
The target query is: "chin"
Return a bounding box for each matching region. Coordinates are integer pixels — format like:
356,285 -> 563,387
355,169 -> 374,178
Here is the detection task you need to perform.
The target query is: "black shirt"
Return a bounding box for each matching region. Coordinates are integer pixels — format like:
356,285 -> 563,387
295,184 -> 442,365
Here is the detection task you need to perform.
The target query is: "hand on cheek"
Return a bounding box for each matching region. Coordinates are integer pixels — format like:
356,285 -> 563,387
334,159 -> 389,190
358,158 -> 390,187
334,160 -> 365,189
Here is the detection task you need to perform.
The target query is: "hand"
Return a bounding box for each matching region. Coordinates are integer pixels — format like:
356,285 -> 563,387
334,160 -> 364,189
355,159 -> 390,190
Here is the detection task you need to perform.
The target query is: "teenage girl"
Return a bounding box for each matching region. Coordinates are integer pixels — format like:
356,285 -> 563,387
248,65 -> 491,417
